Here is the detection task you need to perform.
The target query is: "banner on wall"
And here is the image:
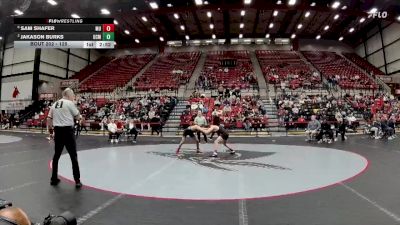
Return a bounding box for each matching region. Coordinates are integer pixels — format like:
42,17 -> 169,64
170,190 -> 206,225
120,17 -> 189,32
0,100 -> 32,111
39,93 -> 57,100
1,79 -> 33,101
377,75 -> 392,83
60,79 -> 79,88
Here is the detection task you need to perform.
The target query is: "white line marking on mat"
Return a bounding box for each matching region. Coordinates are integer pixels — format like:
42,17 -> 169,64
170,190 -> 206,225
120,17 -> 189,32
0,150 -> 31,157
77,160 -> 177,224
239,200 -> 249,225
0,182 -> 38,193
77,194 -> 123,225
341,182 -> 400,223
0,159 -> 45,169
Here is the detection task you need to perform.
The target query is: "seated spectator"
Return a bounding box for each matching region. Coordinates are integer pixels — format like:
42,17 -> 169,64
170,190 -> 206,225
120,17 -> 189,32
316,118 -> 334,144
128,119 -> 140,143
305,115 -> 321,141
108,119 -> 122,143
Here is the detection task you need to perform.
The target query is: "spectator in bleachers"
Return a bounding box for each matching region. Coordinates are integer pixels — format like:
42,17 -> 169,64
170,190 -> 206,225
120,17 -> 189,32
108,119 -> 122,143
194,110 -> 208,142
306,115 -> 321,141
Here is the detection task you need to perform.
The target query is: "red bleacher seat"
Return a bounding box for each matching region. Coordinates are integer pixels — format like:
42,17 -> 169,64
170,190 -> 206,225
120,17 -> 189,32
302,51 -> 378,90
134,52 -> 201,91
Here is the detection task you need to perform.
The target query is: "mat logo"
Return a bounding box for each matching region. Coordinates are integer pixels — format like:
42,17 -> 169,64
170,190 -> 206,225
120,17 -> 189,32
368,11 -> 388,19
148,150 -> 291,171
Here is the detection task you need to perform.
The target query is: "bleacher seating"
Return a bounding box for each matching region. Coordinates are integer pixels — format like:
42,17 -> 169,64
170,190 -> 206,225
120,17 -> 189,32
302,51 -> 378,90
80,54 -> 155,92
256,50 -> 321,89
197,51 -> 256,90
343,52 -> 385,76
181,96 -> 268,130
134,52 -> 201,91
71,56 -> 114,81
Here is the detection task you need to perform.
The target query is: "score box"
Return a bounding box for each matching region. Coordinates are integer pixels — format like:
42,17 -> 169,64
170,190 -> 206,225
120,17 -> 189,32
102,24 -> 115,32
102,32 -> 115,41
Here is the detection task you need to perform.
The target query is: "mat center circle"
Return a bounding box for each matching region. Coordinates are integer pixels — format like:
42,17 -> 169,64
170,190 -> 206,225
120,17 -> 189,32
57,144 -> 368,200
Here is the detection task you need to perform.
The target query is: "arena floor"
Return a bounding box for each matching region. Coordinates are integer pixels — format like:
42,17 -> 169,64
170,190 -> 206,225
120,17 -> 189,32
1,132 -> 400,225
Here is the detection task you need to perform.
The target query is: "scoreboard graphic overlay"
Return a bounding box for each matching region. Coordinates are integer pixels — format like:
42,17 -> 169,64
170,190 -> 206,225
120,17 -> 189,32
14,18 -> 115,49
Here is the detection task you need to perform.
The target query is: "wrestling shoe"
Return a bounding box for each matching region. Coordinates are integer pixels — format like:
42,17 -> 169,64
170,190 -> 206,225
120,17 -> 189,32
229,150 -> 236,155
132,140 -> 137,144
210,152 -> 218,158
196,149 -> 202,154
176,149 -> 180,155
50,178 -> 60,186
75,180 -> 82,189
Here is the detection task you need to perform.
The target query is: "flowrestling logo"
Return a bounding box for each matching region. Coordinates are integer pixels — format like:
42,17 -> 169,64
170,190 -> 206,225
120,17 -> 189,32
148,150 -> 291,171
368,11 -> 388,19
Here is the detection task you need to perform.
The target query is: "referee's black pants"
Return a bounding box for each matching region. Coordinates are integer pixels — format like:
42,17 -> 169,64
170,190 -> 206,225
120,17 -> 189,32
52,126 -> 80,182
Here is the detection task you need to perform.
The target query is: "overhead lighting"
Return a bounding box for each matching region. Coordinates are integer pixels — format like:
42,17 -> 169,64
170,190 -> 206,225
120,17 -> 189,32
0,37 -> 3,40
159,37 -> 165,42
142,16 -> 148,22
316,35 -> 321,39
269,22 -> 274,28
204,1 -> 209,5
14,9 -> 23,15
167,3 -> 173,7
180,25 -> 185,30
305,11 -> 310,18
339,36 -> 343,41
369,8 -> 378,14
240,23 -> 244,29
135,39 -> 140,44
71,13 -> 80,18
276,0 -> 282,4
359,17 -> 366,23
195,0 -> 203,5
244,0 -> 252,4
149,2 -> 158,9
47,0 -> 57,6
266,33 -> 270,38
207,11 -> 212,18
209,24 -> 214,29
310,2 -> 316,6
291,34 -> 296,39
241,10 -> 246,16
331,1 -> 340,9
185,35 -> 190,40
341,5 -> 347,10
334,14 -> 340,20
132,7 -> 137,10
297,24 -> 303,29
288,0 -> 296,6
100,8 -> 110,15
397,15 -> 400,21
174,13 -> 179,19
151,27 -> 157,32
212,34 -> 216,39
324,25 -> 329,30
273,10 -> 278,17
239,33 -> 243,38
114,41 -> 117,45
113,19 -> 118,25
124,30 -> 130,35
349,27 -> 354,33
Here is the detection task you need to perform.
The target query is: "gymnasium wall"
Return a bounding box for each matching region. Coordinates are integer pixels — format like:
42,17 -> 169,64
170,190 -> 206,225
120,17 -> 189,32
355,21 -> 400,75
0,35 -> 103,101
299,39 -> 353,52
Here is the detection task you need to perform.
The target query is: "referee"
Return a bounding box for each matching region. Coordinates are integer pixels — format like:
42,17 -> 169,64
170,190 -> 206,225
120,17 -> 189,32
47,88 -> 82,188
